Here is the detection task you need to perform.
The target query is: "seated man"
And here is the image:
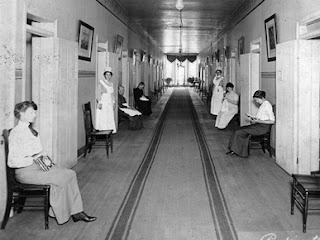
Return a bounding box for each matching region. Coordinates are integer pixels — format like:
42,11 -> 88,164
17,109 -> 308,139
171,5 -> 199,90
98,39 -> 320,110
118,86 -> 143,130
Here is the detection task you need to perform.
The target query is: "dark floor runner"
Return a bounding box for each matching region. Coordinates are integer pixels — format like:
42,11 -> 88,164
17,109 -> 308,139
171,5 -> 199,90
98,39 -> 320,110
105,88 -> 238,240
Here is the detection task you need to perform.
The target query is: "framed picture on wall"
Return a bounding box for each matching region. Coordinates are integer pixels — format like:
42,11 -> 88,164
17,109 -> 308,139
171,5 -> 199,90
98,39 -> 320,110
238,36 -> 245,56
238,36 -> 245,65
215,50 -> 220,62
114,35 -> 124,60
265,14 -> 277,62
78,20 -> 94,61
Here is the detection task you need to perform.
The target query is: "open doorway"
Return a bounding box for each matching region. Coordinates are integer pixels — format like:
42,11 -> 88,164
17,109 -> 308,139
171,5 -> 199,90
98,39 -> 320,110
176,62 -> 185,86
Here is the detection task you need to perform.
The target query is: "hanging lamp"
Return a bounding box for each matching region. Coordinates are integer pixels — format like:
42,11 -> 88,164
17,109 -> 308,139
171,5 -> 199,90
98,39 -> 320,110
176,0 -> 184,11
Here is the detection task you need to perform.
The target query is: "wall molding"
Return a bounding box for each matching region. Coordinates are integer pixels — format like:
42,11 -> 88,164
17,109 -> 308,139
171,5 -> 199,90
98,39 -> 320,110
96,0 -> 163,56
230,0 -> 265,28
78,70 -> 96,78
15,68 -> 22,80
96,0 -> 128,24
261,71 -> 276,79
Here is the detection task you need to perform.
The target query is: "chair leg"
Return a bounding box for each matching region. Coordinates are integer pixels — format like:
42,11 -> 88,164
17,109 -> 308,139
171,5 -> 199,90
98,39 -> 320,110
83,145 -> 87,158
303,192 -> 309,233
106,138 -> 109,158
261,137 -> 266,153
267,138 -> 272,157
16,197 -> 26,213
45,189 -> 50,229
248,135 -> 251,156
1,192 -> 13,229
110,135 -> 113,153
291,181 -> 296,215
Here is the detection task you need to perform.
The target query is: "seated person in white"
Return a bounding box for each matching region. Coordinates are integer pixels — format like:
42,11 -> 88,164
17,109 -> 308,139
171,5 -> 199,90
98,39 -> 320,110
215,82 -> 239,129
226,90 -> 275,157
8,101 -> 96,224
118,85 -> 142,117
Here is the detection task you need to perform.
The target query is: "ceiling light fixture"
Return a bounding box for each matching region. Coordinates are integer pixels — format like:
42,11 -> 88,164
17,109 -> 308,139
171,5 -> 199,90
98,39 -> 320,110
176,0 -> 184,11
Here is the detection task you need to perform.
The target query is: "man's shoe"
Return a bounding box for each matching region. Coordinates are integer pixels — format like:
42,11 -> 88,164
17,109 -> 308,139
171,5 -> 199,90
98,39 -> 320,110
226,150 -> 233,155
226,150 -> 236,156
72,212 -> 97,223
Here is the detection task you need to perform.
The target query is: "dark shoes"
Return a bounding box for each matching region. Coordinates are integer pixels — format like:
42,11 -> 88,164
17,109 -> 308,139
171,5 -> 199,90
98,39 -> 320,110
226,150 -> 236,156
72,212 -> 96,223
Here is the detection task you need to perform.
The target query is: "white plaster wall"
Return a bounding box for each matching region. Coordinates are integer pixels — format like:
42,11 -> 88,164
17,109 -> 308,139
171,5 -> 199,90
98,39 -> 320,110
24,0 -> 163,152
228,0 -> 320,103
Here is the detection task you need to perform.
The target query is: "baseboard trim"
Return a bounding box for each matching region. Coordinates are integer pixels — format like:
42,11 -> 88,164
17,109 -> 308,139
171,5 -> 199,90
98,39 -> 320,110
77,146 -> 86,158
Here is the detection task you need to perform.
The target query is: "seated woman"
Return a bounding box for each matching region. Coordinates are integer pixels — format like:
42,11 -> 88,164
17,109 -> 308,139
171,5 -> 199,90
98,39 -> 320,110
226,90 -> 275,157
133,82 -> 152,116
8,101 -> 96,224
215,82 -> 239,129
118,85 -> 142,117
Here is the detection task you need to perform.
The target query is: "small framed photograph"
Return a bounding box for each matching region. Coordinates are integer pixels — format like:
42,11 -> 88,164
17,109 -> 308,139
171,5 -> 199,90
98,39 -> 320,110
265,14 -> 277,62
78,20 -> 94,61
238,36 -> 245,65
215,50 -> 220,62
114,35 -> 124,60
238,36 -> 245,56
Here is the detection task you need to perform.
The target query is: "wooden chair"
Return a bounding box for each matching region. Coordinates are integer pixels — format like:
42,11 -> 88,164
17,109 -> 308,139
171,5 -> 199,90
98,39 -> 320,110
248,105 -> 275,157
82,102 -> 113,157
291,174 -> 320,232
248,125 -> 273,157
1,129 -> 50,230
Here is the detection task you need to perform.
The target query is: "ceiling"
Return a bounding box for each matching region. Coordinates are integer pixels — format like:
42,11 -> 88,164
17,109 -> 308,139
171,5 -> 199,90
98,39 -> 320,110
116,0 -> 245,54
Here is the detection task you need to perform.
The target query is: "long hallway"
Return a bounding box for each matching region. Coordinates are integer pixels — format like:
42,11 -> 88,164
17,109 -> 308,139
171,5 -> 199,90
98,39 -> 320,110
1,88 -> 320,240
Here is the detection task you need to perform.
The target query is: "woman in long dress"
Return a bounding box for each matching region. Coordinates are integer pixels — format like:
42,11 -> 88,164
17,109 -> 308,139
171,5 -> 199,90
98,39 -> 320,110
226,90 -> 275,157
96,67 -> 117,133
210,69 -> 224,115
8,101 -> 96,224
215,82 -> 239,129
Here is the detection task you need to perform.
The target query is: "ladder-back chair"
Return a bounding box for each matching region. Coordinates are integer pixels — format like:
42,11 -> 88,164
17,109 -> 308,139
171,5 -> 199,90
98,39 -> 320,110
82,102 -> 113,157
1,129 -> 50,230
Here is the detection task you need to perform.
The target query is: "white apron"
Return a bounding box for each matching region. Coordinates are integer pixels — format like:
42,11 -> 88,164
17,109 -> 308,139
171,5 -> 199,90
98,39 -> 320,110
96,80 -> 117,133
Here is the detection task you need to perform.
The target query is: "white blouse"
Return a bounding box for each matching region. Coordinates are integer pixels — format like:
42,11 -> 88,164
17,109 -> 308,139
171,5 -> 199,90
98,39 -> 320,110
256,101 -> 275,121
8,121 -> 43,168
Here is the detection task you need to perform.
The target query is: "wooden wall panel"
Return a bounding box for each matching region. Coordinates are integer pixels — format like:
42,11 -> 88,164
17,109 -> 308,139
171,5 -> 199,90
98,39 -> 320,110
297,40 -> 320,173
122,57 -> 130,101
276,39 -> 320,175
276,41 -> 297,174
128,60 -> 134,107
240,54 -> 250,126
32,37 -> 78,168
0,0 -> 25,222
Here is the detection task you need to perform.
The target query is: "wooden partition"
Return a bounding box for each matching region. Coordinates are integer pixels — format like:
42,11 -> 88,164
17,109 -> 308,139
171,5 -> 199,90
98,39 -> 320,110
0,0 -> 25,222
142,62 -> 150,96
128,59 -> 134,106
122,57 -> 130,101
32,37 -> 78,168
239,53 -> 259,126
276,39 -> 320,175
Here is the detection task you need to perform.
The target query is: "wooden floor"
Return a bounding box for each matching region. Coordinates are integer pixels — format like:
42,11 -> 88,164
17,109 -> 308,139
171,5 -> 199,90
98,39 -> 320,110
1,87 -> 320,240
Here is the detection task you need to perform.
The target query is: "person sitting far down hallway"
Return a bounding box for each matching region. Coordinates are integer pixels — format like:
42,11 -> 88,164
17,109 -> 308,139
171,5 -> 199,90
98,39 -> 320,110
8,101 -> 96,224
118,85 -> 143,130
226,90 -> 275,157
133,82 -> 152,116
215,82 -> 239,129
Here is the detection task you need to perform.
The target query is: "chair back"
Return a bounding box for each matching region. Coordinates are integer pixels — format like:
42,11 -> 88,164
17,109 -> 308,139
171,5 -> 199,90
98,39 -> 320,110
2,129 -> 20,190
83,102 -> 94,134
